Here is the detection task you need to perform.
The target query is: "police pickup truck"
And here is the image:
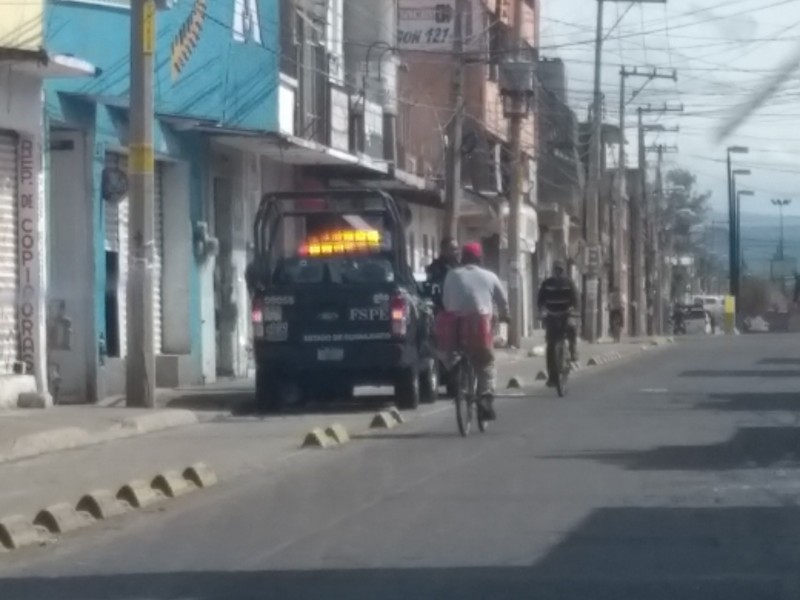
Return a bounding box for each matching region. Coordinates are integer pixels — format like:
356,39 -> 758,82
246,190 -> 437,411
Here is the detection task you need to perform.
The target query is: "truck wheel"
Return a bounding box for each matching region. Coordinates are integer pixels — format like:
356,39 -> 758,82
255,367 -> 276,412
419,358 -> 438,404
255,370 -> 302,412
395,367 -> 420,410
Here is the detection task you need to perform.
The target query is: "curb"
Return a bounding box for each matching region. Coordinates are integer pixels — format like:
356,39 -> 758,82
301,428 -> 336,449
0,462 -> 217,552
301,422 -> 354,448
0,409 -> 200,466
325,423 -> 350,444
370,411 -> 398,430
300,408 -> 408,450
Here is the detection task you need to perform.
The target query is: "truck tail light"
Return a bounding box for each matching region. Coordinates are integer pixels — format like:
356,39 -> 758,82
251,299 -> 263,324
390,293 -> 408,337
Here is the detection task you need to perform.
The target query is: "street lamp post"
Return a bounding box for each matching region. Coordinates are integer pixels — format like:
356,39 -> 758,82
726,146 -> 749,295
731,168 -> 750,300
771,198 -> 791,260
735,189 -> 754,298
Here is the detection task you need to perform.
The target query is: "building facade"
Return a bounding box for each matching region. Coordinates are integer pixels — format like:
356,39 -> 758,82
536,57 -> 583,325
397,0 -> 540,335
0,0 -> 95,407
44,0 -> 281,402
43,0 -> 438,403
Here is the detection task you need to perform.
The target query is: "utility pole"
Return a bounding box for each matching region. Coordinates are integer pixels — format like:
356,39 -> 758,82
772,198 -> 791,260
497,0 -> 535,348
615,67 -> 676,331
725,145 -> 748,298
631,106 -> 646,336
442,0 -> 467,240
584,0 -> 605,343
647,143 -> 678,333
638,103 -> 683,335
127,0 -> 156,408
587,0 -> 667,343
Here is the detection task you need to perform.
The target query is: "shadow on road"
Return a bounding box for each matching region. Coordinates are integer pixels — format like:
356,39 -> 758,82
697,392 -> 800,412
545,426 -> 800,471
679,369 -> 800,378
758,358 -> 800,366
163,388 -> 407,419
353,431 -> 461,441
164,389 -> 254,414
3,506 -> 799,599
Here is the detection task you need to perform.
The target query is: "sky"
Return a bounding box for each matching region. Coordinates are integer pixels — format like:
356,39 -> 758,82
540,0 -> 800,218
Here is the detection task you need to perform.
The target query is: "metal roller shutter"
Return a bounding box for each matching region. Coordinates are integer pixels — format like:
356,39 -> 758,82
107,153 -> 164,355
153,164 -> 163,354
0,133 -> 19,374
104,153 -> 122,252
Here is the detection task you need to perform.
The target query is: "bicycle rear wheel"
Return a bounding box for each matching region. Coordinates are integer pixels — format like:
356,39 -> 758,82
454,360 -> 473,437
555,341 -> 567,397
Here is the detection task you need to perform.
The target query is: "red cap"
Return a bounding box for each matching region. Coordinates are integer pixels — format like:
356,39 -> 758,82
462,242 -> 483,260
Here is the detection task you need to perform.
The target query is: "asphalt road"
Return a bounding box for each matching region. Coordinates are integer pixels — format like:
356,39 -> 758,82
3,334 -> 800,599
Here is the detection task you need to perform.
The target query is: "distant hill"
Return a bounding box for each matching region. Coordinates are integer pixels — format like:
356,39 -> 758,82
705,211 -> 800,278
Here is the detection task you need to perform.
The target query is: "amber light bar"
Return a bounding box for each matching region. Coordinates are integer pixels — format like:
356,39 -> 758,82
298,229 -> 382,257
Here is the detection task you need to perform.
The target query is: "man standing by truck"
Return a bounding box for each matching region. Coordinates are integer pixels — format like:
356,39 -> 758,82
426,237 -> 460,311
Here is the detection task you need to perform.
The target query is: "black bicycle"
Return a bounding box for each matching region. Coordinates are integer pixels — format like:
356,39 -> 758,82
545,311 -> 572,397
452,349 -> 489,437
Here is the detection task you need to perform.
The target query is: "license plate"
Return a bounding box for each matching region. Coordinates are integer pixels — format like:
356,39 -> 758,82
317,347 -> 344,361
263,305 -> 282,322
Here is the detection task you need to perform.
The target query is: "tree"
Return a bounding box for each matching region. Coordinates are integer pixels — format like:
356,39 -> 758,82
664,169 -> 711,253
663,169 -> 719,297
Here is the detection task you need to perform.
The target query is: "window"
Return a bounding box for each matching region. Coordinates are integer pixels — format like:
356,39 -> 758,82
280,0 -> 299,79
274,256 -> 395,285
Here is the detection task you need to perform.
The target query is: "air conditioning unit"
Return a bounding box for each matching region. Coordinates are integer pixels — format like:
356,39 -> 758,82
468,142 -> 502,194
405,154 -> 417,176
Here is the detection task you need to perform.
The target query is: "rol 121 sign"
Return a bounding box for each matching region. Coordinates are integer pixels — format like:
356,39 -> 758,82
398,1 -> 456,50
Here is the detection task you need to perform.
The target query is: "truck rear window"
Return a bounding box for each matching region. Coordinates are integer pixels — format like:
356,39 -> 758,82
273,256 -> 395,285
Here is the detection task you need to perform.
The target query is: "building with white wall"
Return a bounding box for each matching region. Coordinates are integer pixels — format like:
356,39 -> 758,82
0,0 -> 96,407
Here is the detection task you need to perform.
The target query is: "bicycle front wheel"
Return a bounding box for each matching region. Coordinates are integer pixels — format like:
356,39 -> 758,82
454,360 -> 473,437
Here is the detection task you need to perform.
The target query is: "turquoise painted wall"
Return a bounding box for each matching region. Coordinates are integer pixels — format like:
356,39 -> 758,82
46,0 -> 280,130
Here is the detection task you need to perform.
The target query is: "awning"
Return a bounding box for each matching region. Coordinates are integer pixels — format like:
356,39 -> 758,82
0,49 -> 98,78
326,167 -> 442,207
213,130 -> 389,176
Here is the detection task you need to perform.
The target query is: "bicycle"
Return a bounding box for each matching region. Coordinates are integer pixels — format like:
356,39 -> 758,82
545,311 -> 572,398
452,348 -> 489,437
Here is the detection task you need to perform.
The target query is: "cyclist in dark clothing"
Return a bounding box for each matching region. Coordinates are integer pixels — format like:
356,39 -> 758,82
426,237 -> 460,311
537,261 -> 579,384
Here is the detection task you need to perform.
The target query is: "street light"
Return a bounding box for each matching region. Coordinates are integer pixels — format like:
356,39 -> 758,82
736,189 -> 755,285
726,146 -> 749,296
771,198 -> 792,259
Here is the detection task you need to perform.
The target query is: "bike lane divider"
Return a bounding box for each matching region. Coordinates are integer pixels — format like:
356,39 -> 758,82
0,461 -> 219,554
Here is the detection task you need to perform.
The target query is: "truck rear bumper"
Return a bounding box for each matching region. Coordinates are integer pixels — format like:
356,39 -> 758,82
254,339 -> 418,382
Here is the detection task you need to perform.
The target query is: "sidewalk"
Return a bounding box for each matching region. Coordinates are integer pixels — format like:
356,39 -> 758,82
0,406 -> 199,465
